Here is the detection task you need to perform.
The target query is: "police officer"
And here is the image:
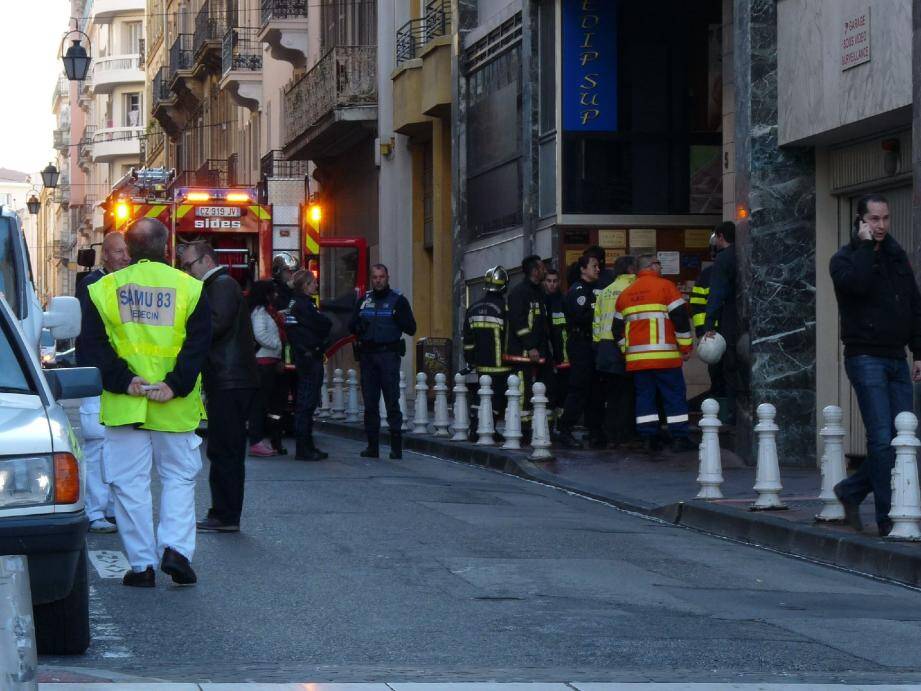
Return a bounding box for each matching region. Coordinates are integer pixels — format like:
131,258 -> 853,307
349,264 -> 417,459
505,255 -> 551,424
83,218 -> 211,587
286,269 -> 332,461
542,268 -> 569,420
557,254 -> 605,449
463,266 -> 512,415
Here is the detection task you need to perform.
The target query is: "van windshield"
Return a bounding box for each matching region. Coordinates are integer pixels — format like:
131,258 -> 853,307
0,311 -> 32,394
0,218 -> 21,316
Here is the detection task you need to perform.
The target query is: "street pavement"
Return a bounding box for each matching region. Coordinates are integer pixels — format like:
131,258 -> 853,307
39,430 -> 921,686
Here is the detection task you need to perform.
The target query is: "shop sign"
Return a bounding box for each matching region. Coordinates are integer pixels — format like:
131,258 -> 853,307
562,0 -> 618,132
841,8 -> 870,71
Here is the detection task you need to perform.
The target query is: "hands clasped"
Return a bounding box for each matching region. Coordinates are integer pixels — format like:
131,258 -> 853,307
127,376 -> 175,402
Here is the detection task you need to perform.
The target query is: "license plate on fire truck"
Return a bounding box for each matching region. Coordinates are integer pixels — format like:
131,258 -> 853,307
196,207 -> 242,217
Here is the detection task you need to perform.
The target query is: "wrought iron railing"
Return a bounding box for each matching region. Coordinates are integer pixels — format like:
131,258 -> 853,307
284,46 -> 377,145
169,33 -> 194,81
424,0 -> 452,43
51,75 -> 68,106
194,0 -> 226,56
79,125 -> 97,161
153,66 -> 171,105
260,149 -> 309,178
222,27 -> 263,75
261,0 -> 308,24
53,128 -> 69,151
395,18 -> 425,65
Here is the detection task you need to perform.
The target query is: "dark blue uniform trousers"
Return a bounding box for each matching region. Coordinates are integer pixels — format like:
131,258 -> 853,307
360,350 -> 402,441
634,368 -> 689,438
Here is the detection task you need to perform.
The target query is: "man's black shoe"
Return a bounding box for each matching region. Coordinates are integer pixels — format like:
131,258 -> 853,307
296,448 -> 326,461
644,436 -> 663,454
160,547 -> 197,586
834,483 -> 863,532
122,566 -> 155,588
878,519 -> 894,537
390,435 -> 403,459
310,448 -> 329,460
670,436 -> 697,453
196,516 -> 240,533
556,431 -> 583,450
360,446 -> 380,458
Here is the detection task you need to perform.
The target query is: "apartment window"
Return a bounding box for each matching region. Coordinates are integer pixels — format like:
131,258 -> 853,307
125,21 -> 142,54
124,93 -> 141,127
321,0 -> 377,50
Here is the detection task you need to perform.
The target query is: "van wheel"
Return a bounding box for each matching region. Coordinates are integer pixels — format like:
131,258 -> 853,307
34,545 -> 90,655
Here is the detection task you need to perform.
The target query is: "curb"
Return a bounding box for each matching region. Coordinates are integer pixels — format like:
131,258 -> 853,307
316,418 -> 921,589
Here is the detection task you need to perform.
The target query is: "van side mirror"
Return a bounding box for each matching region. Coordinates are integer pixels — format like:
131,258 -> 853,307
77,248 -> 96,268
43,296 -> 81,340
44,367 -> 101,400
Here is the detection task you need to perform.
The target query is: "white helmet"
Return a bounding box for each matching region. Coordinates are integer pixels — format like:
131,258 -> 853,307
697,332 -> 727,364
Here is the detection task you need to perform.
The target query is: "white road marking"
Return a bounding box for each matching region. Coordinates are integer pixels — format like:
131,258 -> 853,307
87,584 -> 132,660
88,550 -> 132,579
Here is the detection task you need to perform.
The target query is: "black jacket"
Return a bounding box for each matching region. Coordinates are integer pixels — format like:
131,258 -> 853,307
287,293 -> 332,362
704,244 -> 737,338
544,291 -> 568,365
564,278 -> 598,342
75,268 -> 106,367
506,279 -> 549,358
462,291 -> 510,372
202,267 -> 259,392
830,234 -> 921,360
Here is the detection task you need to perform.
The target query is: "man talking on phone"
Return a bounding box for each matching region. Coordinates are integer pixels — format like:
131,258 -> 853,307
830,193 -> 921,537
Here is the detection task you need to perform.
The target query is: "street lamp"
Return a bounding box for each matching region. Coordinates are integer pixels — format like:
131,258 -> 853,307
40,163 -> 60,189
26,195 -> 40,215
59,30 -> 91,82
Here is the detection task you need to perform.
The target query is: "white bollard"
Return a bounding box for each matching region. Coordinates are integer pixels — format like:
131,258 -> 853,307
399,369 -> 411,431
816,405 -> 847,522
412,372 -> 429,434
0,555 -> 37,690
316,371 -> 330,418
330,368 -> 345,419
751,403 -> 786,510
476,375 -> 496,445
696,398 -> 724,499
502,374 -> 523,450
528,381 -> 553,460
345,369 -> 360,423
886,412 -> 921,541
451,373 -> 471,442
379,392 -> 388,429
432,373 -> 450,437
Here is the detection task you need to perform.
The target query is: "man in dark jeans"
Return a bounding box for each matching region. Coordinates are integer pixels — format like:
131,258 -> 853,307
702,221 -> 738,423
830,193 -> 921,537
182,242 -> 259,533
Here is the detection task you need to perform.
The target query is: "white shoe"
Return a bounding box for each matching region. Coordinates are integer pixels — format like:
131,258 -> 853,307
89,518 -> 118,534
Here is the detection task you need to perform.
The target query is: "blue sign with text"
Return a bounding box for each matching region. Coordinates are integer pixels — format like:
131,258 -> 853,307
562,0 -> 618,132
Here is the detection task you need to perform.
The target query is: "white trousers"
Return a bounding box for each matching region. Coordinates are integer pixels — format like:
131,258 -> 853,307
103,425 -> 203,571
79,396 -> 112,522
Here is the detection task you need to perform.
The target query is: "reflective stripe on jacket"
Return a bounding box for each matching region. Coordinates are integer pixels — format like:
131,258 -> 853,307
462,292 -> 510,373
88,259 -> 205,432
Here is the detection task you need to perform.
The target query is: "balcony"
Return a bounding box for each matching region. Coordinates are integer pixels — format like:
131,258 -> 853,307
258,0 -> 308,68
169,33 -> 204,104
193,1 -> 226,76
260,149 -> 310,179
152,65 -> 186,137
78,75 -> 93,109
51,75 -> 68,108
78,125 -> 96,171
53,128 -> 70,152
284,46 -> 377,160
168,34 -> 194,84
92,126 -> 143,162
221,28 -> 263,112
92,54 -> 144,94
90,0 -> 144,22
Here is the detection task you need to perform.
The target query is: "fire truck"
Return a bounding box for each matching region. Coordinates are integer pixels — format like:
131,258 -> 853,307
101,168 -> 368,357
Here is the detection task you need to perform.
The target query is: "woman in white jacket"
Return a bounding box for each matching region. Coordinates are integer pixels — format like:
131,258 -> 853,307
248,280 -> 286,456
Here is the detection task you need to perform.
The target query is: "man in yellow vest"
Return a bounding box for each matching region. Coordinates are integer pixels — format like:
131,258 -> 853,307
82,219 -> 212,587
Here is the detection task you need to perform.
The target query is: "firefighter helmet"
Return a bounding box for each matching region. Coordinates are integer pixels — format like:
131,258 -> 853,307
484,265 -> 508,293
272,252 -> 298,277
698,332 -> 727,364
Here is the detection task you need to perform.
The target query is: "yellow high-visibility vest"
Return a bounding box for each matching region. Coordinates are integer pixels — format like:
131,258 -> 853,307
88,259 -> 205,432
592,274 -> 636,343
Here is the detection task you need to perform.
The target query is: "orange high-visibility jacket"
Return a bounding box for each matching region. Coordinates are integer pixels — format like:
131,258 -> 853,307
613,269 -> 693,371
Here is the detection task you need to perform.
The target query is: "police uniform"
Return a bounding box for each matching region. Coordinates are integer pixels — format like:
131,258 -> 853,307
349,287 -> 417,457
558,278 -> 604,446
505,278 -> 550,421
286,293 -> 332,460
85,259 -> 211,578
462,290 -> 511,412
544,289 -> 569,414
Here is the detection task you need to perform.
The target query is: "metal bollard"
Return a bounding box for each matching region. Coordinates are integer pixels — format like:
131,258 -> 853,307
412,372 -> 429,434
528,382 -> 553,460
345,369 -> 361,423
886,412 -> 921,541
330,368 -> 345,420
316,370 -> 330,418
696,398 -> 724,499
502,374 -> 523,450
816,405 -> 847,522
0,555 -> 37,690
432,373 -> 450,437
379,392 -> 388,429
451,373 -> 470,442
476,375 -> 496,445
399,370 -> 412,431
751,403 -> 786,510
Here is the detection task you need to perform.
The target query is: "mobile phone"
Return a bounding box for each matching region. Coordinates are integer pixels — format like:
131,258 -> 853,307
140,384 -> 158,391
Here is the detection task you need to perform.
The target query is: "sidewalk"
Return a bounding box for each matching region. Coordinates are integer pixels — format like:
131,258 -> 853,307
316,418 -> 921,589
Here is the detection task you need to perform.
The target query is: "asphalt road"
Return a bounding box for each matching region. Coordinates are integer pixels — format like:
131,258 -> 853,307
39,432 -> 921,684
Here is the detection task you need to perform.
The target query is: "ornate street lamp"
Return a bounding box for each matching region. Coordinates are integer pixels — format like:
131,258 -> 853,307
60,30 -> 91,82
41,163 -> 60,189
26,195 -> 40,215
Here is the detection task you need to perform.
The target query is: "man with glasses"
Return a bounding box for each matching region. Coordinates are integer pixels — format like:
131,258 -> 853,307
180,242 -> 259,534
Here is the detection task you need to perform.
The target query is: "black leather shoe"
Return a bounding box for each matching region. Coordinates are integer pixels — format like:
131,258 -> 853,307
296,448 -> 326,461
390,435 -> 403,460
556,431 -> 583,450
310,448 -> 329,460
160,547 -> 197,585
878,519 -> 894,537
196,516 -> 240,533
670,436 -> 697,453
123,566 -> 155,588
360,446 -> 380,459
834,483 -> 863,532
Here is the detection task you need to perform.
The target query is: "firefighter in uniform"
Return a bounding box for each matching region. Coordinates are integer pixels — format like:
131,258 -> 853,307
83,218 -> 211,587
349,263 -> 417,459
542,268 -> 569,422
557,255 -> 604,449
505,255 -> 550,423
462,266 -> 511,415
613,254 -> 696,454
689,234 -> 725,404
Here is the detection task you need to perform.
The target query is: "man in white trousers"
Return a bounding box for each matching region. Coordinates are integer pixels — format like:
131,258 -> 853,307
75,231 -> 131,533
82,219 -> 212,587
